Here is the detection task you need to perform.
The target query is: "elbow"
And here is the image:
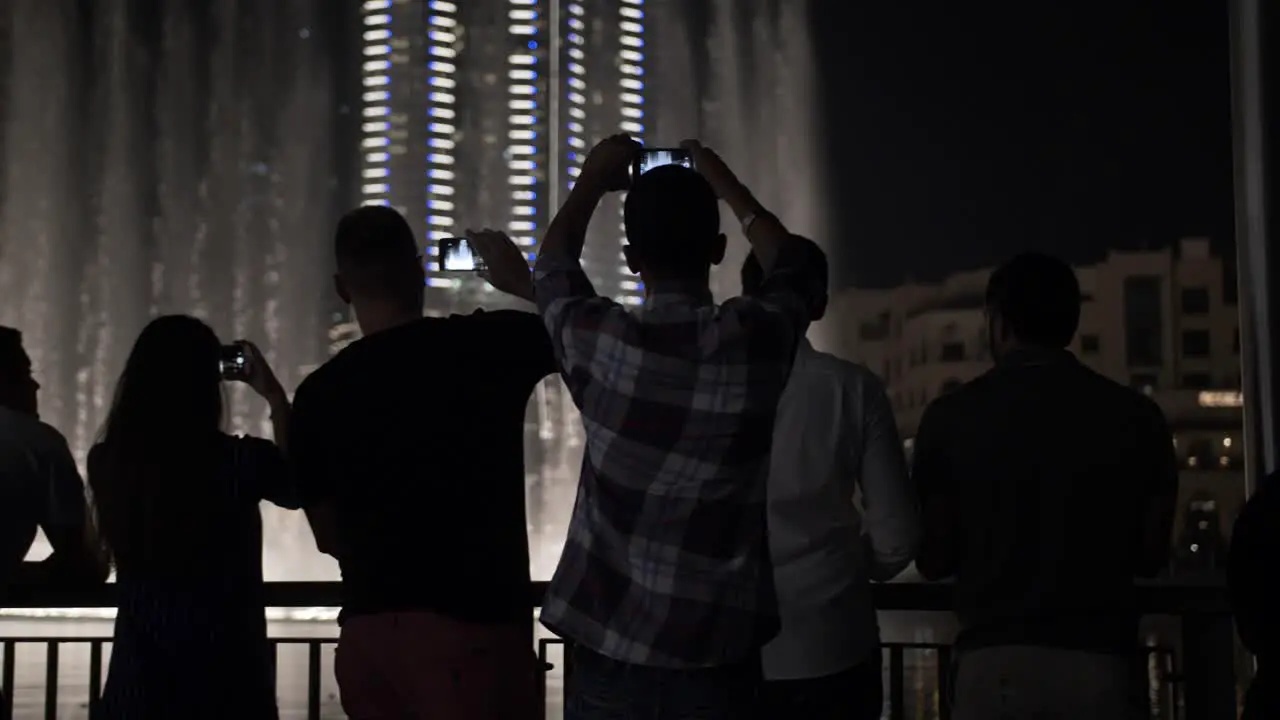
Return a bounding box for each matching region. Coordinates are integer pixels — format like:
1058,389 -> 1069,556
869,554 -> 914,582
915,545 -> 956,582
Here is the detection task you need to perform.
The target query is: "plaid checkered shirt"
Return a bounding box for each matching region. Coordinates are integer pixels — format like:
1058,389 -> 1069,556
534,251 -> 814,668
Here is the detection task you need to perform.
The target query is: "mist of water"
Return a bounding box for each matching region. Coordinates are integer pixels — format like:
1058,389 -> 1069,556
0,0 -> 338,580
651,0 -> 826,304
0,0 -> 826,586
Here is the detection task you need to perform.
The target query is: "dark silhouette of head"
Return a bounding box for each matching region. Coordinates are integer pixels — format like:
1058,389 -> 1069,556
740,236 -> 830,321
0,327 -> 38,417
92,315 -> 225,575
984,252 -> 1081,360
622,165 -> 727,289
334,205 -> 424,333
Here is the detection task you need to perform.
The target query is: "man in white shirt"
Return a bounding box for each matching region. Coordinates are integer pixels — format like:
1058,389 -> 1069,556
744,242 -> 920,720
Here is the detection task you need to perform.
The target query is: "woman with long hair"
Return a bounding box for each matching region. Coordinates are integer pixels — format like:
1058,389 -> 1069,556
90,315 -> 296,719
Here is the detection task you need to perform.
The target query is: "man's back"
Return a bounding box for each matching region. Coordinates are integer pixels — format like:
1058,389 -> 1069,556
762,342 -> 916,679
537,280 -> 807,667
292,310 -> 554,623
0,407 -> 89,578
914,349 -> 1176,652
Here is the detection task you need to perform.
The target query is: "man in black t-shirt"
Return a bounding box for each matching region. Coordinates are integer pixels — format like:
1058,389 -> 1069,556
293,207 -> 554,720
914,254 -> 1177,720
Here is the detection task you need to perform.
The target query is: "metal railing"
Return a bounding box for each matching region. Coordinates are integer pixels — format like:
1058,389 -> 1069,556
0,580 -> 1236,720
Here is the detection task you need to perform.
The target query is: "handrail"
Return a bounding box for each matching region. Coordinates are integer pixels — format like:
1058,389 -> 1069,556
0,579 -> 1232,613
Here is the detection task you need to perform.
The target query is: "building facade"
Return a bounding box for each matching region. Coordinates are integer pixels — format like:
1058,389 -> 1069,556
351,0 -> 645,328
821,238 -> 1244,566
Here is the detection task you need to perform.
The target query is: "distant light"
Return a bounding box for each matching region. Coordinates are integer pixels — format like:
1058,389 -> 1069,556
1198,391 -> 1243,408
299,28 -> 311,39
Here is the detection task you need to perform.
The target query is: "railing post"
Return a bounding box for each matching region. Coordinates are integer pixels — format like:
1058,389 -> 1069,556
1181,613 -> 1238,720
1230,0 -> 1280,494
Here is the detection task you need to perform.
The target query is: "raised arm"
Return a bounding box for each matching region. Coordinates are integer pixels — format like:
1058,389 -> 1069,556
538,134 -> 637,264
856,373 -> 919,581
683,140 -> 792,275
532,136 -> 637,376
470,229 -> 535,304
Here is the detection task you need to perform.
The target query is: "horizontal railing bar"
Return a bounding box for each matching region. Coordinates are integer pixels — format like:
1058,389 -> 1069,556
0,580 -> 1232,614
0,636 -> 1181,655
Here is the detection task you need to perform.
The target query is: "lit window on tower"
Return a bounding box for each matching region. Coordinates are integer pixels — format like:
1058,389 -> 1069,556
617,0 -> 646,306
508,0 -> 543,254
566,3 -> 587,188
425,1 -> 459,280
360,2 -> 394,207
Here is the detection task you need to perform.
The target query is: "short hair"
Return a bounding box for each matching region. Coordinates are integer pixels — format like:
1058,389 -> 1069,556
985,252 -> 1081,348
0,327 -> 26,381
334,205 -> 420,296
623,165 -> 720,276
740,236 -> 830,321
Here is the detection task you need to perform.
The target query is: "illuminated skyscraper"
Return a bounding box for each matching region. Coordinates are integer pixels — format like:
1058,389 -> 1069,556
358,0 -> 427,238
350,0 -> 647,330
555,0 -> 647,306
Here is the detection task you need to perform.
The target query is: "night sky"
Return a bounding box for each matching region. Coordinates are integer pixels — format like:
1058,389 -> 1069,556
809,1 -> 1235,288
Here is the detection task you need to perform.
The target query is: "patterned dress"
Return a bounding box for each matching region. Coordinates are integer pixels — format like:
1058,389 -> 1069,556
94,435 -> 297,720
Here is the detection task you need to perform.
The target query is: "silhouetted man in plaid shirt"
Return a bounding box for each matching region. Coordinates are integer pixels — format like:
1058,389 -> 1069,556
530,136 -> 823,719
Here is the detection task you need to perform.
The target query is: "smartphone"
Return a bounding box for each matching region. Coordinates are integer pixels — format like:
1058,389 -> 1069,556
219,344 -> 250,381
632,148 -> 694,178
438,237 -> 486,272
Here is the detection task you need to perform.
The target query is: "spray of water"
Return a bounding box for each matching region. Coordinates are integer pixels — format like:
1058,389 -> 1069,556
0,0 -> 826,588
0,0 -> 337,580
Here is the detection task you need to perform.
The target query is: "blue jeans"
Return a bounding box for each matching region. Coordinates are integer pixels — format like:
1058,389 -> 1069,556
758,655 -> 884,720
565,645 -> 761,720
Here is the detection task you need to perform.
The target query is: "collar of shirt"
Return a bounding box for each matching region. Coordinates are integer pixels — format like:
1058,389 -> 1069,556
997,346 -> 1076,369
642,287 -> 714,311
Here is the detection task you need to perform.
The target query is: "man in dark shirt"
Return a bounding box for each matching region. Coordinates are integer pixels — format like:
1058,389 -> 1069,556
0,326 -> 104,585
913,253 -> 1178,720
1229,472 -> 1279,720
293,207 -> 555,720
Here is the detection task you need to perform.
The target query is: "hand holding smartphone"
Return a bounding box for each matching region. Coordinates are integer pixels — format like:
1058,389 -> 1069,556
631,148 -> 695,180
438,237 -> 487,273
219,343 -> 250,381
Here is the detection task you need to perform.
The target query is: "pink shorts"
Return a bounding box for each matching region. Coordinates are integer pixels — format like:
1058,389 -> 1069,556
335,610 -> 543,720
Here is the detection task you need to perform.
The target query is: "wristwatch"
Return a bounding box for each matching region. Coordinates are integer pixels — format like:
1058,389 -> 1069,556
741,212 -> 760,236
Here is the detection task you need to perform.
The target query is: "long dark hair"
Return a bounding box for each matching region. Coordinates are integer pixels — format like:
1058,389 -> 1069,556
90,315 -> 225,575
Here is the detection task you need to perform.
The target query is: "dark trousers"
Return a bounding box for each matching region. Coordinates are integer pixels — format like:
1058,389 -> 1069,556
758,655 -> 884,720
565,645 -> 761,720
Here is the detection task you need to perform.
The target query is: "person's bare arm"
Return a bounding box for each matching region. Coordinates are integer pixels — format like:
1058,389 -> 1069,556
471,229 -> 536,303
683,140 -> 791,273
537,134 -> 636,264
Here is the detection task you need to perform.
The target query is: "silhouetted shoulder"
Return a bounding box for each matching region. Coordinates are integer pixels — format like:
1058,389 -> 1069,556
801,348 -> 883,396
30,419 -> 73,456
467,308 -> 543,332
1075,362 -> 1168,424
294,327 -> 377,404
466,308 -> 556,380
